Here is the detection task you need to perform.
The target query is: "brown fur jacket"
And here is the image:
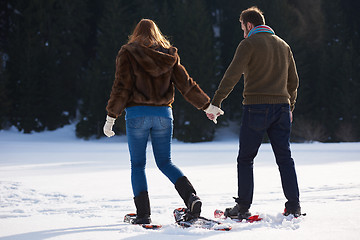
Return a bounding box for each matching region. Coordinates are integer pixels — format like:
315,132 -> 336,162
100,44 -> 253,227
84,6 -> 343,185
106,43 -> 210,118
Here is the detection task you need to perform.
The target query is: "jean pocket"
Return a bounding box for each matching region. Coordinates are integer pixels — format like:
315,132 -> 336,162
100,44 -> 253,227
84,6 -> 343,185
248,108 -> 268,131
159,117 -> 172,129
127,117 -> 145,129
279,107 -> 291,130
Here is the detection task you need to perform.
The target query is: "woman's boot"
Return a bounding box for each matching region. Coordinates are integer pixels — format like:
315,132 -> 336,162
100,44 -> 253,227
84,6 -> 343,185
132,191 -> 151,224
175,176 -> 202,218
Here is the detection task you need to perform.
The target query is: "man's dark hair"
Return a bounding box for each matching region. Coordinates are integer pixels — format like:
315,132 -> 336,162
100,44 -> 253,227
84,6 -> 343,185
240,6 -> 265,26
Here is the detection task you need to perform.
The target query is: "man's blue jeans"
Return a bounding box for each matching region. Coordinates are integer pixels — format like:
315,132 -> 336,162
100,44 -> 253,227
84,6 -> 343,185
126,116 -> 184,197
237,104 -> 300,211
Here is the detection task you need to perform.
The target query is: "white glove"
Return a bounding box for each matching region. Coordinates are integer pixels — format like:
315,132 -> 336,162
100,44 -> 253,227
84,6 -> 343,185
103,115 -> 116,137
204,104 -> 224,124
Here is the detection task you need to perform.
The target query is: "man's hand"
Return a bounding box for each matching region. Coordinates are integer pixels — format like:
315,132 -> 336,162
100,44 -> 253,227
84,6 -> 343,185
103,115 -> 116,137
204,104 -> 224,124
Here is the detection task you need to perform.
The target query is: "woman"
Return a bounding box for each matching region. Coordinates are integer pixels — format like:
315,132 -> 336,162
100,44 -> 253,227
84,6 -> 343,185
103,19 -> 210,224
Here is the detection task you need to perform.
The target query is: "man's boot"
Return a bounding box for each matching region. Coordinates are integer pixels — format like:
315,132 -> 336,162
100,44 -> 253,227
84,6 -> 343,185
224,198 -> 251,220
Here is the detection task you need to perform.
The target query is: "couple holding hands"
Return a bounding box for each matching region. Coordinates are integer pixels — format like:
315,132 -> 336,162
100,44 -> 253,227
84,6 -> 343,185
103,6 -> 301,224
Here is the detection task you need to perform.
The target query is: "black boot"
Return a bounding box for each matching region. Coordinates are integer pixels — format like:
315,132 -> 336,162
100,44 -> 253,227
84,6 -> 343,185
175,176 -> 202,218
224,198 -> 251,220
284,206 -> 302,218
132,191 -> 151,224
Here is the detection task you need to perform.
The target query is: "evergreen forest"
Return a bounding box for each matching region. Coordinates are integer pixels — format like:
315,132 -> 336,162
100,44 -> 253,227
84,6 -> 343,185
1,0 -> 359,142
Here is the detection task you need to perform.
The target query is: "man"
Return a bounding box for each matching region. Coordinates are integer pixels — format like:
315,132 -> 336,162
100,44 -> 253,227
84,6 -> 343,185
204,6 -> 301,218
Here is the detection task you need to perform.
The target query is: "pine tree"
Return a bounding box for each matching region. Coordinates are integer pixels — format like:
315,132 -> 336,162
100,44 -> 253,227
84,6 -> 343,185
169,0 -> 217,142
0,0 -> 11,129
6,0 -> 88,133
211,0 -> 246,121
287,0 -> 360,142
324,0 -> 360,141
76,0 -> 139,138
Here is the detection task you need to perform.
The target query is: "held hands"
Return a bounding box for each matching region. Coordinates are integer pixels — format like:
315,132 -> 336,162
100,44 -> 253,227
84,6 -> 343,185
204,104 -> 224,124
103,115 -> 116,137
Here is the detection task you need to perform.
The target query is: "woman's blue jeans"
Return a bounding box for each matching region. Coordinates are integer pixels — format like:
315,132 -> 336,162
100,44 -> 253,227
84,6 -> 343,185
237,104 -> 300,211
126,116 -> 184,197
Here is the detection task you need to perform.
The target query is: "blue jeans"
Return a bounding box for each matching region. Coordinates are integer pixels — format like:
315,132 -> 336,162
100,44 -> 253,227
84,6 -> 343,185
126,116 -> 184,197
237,104 -> 300,211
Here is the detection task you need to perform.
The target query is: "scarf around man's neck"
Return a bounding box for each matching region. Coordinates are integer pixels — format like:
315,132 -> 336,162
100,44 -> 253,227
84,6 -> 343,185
247,25 -> 275,38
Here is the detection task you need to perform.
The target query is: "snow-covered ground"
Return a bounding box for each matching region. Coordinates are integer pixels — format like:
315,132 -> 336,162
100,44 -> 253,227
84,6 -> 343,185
1,124 -> 360,239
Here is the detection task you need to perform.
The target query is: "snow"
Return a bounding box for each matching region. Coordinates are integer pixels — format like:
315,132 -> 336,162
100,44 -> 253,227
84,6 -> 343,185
1,124 -> 360,240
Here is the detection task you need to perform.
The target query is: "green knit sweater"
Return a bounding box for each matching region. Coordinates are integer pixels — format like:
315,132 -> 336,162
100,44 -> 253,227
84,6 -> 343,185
211,32 -> 299,111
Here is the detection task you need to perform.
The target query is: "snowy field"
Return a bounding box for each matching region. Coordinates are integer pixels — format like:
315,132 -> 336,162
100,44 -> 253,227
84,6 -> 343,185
1,124 -> 360,240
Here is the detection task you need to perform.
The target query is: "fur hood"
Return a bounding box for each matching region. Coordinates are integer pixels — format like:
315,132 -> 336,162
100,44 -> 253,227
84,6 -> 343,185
122,43 -> 178,77
106,43 -> 210,118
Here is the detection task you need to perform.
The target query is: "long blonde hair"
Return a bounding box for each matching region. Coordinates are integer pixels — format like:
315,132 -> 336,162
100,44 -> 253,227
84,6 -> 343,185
128,19 -> 171,48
